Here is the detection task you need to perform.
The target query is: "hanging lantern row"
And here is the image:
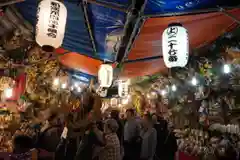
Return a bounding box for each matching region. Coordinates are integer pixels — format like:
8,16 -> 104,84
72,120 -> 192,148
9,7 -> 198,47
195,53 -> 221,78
35,1 -> 190,97
96,23 -> 189,94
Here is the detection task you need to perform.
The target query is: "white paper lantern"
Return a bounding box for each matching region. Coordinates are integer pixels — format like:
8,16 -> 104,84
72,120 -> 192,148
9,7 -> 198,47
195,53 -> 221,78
110,98 -> 118,106
36,0 -> 67,51
162,24 -> 189,68
98,64 -> 113,88
118,80 -> 129,97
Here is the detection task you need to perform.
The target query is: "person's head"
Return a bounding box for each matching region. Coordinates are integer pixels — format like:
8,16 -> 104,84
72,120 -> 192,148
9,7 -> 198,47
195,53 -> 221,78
142,113 -> 153,129
126,108 -> 135,120
111,110 -> 119,120
104,118 -> 119,133
13,135 -> 33,153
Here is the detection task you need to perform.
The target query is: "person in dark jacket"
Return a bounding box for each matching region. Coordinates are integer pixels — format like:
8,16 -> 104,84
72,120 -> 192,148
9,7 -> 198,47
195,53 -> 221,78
123,108 -> 141,160
75,122 -> 104,160
156,120 -> 177,160
13,135 -> 34,154
11,135 -> 37,160
37,112 -> 62,153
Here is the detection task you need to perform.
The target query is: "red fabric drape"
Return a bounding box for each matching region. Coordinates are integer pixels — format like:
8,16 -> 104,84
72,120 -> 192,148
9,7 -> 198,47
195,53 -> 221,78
8,73 -> 26,101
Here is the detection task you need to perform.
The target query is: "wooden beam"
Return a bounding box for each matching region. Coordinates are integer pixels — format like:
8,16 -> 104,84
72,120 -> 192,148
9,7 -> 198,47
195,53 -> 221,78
0,0 -> 25,7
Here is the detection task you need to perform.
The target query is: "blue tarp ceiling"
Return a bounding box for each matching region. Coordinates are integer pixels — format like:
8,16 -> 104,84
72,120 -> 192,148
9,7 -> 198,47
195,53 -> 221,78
15,0 -> 240,84
16,0 -> 240,62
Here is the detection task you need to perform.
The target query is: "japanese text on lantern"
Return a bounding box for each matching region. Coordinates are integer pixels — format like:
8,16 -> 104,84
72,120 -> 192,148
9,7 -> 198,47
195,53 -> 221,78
166,27 -> 178,62
47,2 -> 60,38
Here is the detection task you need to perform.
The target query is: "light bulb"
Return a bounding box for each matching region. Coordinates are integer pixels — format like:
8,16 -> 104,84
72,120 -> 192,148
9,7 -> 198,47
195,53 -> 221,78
74,82 -> 79,88
122,98 -> 128,105
151,91 -> 157,96
223,64 -> 231,74
77,87 -> 82,92
61,83 -> 67,89
147,93 -> 151,99
4,88 -> 13,98
53,78 -> 60,86
161,90 -> 166,96
171,85 -> 177,91
191,77 -> 198,86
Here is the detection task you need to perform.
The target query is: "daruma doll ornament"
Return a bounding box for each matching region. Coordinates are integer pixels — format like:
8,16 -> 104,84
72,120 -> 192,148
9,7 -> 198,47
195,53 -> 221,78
162,23 -> 189,68
36,0 -> 67,52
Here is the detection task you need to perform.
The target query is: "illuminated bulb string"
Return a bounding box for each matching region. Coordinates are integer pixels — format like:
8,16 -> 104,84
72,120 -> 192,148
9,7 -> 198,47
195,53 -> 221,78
53,78 -> 60,86
223,64 -> 231,74
4,88 -> 13,99
191,77 -> 198,86
171,85 -> 177,91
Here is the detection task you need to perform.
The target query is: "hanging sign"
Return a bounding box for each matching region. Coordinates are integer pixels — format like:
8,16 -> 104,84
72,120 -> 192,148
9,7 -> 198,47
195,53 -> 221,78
162,24 -> 189,68
72,72 -> 95,85
36,0 -> 67,51
118,80 -> 129,97
98,64 -> 113,88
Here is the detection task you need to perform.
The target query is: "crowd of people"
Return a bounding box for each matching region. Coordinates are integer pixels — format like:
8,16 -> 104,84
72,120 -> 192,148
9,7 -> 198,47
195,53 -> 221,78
6,107 -> 177,160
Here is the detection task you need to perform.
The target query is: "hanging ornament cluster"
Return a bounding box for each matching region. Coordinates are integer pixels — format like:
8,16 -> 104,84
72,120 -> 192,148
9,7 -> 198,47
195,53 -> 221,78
209,123 -> 240,134
36,0 -> 67,52
148,51 -> 239,110
162,23 -> 189,68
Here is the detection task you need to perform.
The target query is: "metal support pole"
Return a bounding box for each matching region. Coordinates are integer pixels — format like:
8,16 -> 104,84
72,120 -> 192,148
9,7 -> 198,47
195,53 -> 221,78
115,0 -> 147,63
218,6 -> 240,25
81,1 -> 97,55
0,0 -> 25,7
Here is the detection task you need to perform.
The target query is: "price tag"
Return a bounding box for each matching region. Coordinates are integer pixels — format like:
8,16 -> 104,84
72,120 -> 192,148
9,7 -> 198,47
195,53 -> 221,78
61,127 -> 68,139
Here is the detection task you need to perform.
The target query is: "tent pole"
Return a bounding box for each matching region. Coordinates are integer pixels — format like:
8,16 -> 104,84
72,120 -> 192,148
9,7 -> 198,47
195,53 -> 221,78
115,0 -> 147,63
218,6 -> 240,25
81,1 -> 97,55
0,0 -> 25,7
